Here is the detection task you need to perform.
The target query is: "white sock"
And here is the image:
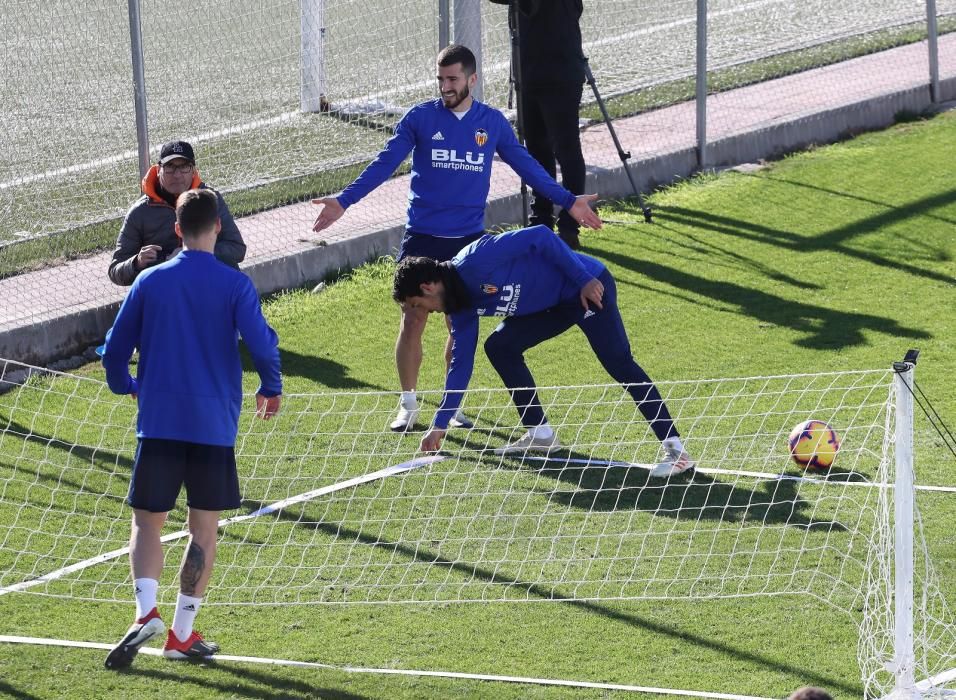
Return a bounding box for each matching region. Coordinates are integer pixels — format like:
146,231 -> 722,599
401,390 -> 418,408
133,578 -> 158,620
171,593 -> 202,641
530,424 -> 554,440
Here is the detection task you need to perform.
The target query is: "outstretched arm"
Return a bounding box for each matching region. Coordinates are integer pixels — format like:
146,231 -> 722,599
495,113 -> 602,230
568,195 -> 602,229
311,111 -> 417,232
311,197 -> 346,233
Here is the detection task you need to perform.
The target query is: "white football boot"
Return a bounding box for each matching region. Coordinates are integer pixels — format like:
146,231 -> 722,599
493,431 -> 562,456
389,400 -> 419,432
649,437 -> 696,478
448,410 -> 474,429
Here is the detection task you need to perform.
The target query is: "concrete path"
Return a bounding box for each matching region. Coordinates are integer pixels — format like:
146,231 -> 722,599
1,36 -> 953,365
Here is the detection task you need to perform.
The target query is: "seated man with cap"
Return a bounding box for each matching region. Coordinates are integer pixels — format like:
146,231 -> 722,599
108,140 -> 246,286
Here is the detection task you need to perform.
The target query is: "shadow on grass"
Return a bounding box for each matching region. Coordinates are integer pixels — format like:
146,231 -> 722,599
117,661 -> 368,700
655,187 -> 956,286
240,494 -> 862,696
600,246 -> 930,350
0,679 -> 44,700
755,174 -> 956,228
504,451 -> 850,530
436,417 -> 861,527
0,417 -> 132,495
649,221 -> 825,291
247,347 -> 387,391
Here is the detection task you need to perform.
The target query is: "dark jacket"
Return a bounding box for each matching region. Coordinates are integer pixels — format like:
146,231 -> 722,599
108,165 -> 246,286
489,0 -> 585,87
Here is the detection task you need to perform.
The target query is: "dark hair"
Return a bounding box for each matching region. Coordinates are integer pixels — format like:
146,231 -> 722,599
393,256 -> 443,302
437,44 -> 476,76
175,188 -> 219,239
787,687 -> 833,700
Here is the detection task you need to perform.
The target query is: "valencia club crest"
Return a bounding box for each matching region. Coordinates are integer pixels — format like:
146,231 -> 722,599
481,283 -> 498,294
474,128 -> 488,147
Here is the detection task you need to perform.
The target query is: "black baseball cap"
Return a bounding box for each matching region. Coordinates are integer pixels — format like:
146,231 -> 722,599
158,140 -> 196,165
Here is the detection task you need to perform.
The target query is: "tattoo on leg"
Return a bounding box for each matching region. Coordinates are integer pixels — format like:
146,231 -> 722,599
180,541 -> 205,596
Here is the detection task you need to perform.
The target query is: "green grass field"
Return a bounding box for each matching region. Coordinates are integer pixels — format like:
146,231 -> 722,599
0,110 -> 954,699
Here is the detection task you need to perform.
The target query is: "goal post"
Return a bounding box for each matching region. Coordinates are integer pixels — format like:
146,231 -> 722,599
299,0 -> 484,113
300,0 -> 327,113
892,360 -> 916,698
0,357 -> 954,697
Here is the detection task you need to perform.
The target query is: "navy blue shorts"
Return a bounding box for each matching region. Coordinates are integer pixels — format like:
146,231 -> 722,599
397,230 -> 485,263
128,438 -> 241,513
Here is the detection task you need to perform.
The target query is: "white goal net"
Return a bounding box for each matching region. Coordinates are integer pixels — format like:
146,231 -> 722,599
0,359 -> 953,696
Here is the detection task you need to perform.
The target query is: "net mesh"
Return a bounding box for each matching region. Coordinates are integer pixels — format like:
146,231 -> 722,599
2,359 -> 955,694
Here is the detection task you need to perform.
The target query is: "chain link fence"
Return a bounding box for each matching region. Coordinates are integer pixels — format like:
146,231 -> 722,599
0,0 -> 952,346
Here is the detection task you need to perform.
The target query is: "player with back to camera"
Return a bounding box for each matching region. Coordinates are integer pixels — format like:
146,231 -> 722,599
391,224 -> 695,477
101,188 -> 282,669
311,44 -> 603,433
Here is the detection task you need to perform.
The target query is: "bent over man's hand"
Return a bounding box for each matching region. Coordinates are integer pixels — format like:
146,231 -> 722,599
420,427 -> 446,454
580,278 -> 604,311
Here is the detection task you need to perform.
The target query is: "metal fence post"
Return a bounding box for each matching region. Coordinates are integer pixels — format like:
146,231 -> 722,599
301,0 -> 327,112
453,0 -> 483,102
127,0 -> 150,178
926,0 -> 940,103
439,0 -> 451,50
696,0 -> 708,169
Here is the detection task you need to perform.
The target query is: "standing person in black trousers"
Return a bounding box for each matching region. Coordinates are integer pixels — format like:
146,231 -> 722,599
491,0 -> 588,249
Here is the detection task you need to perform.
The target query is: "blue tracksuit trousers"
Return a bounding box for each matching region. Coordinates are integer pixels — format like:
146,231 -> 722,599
483,269 -> 678,442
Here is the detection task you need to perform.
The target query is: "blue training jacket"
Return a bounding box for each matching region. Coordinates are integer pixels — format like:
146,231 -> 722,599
102,250 -> 282,446
434,225 -> 606,428
337,99 -> 577,237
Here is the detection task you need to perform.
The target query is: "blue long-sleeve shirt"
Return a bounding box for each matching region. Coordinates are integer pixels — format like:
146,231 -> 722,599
102,250 -> 282,447
434,225 -> 606,428
337,99 -> 577,237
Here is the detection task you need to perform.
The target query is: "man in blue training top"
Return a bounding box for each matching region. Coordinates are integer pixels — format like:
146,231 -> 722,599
101,188 -> 282,669
391,225 -> 695,477
312,44 -> 602,433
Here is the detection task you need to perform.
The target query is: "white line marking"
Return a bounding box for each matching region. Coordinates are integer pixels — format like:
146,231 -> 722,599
0,634 -> 778,700
915,665 -> 956,692
583,0 -> 789,51
0,112 -> 303,191
521,456 -> 956,493
0,455 -> 444,597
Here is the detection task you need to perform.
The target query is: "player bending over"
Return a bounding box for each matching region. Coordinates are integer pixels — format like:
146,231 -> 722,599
391,224 -> 694,476
102,188 -> 282,669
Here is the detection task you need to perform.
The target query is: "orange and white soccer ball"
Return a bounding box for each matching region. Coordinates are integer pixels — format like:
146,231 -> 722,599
788,420 -> 840,470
